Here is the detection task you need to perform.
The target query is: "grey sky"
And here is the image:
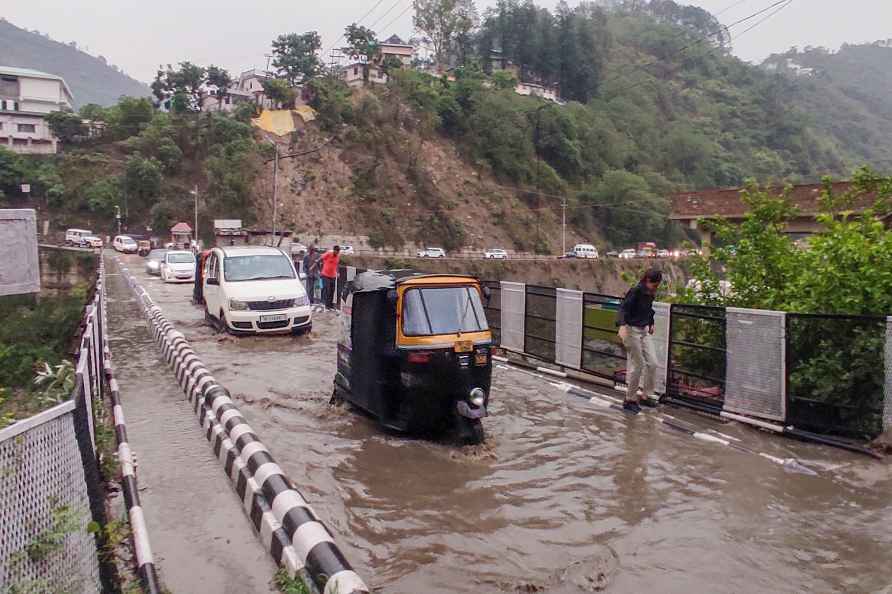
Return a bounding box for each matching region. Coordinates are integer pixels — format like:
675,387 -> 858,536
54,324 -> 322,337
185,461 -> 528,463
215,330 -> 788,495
3,0 -> 890,83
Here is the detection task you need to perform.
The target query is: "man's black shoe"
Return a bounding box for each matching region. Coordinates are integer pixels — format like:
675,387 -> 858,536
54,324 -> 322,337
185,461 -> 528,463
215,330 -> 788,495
639,398 -> 658,408
622,401 -> 641,415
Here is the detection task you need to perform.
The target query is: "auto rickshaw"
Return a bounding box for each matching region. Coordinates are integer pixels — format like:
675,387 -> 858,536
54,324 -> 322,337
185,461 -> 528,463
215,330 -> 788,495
333,270 -> 493,444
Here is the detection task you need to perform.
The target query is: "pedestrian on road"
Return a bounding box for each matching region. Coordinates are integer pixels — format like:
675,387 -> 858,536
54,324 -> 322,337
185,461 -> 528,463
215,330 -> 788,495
319,245 -> 341,310
303,246 -> 319,304
616,269 -> 663,414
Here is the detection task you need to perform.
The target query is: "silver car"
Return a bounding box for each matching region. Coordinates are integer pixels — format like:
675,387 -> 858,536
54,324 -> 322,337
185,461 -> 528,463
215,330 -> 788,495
145,249 -> 167,276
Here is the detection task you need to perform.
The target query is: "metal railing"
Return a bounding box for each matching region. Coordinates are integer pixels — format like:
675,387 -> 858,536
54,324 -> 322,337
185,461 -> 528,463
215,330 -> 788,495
666,304 -> 727,411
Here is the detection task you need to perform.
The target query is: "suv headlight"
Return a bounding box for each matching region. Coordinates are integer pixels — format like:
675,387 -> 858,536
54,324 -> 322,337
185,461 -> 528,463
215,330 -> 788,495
229,299 -> 248,311
294,294 -> 309,307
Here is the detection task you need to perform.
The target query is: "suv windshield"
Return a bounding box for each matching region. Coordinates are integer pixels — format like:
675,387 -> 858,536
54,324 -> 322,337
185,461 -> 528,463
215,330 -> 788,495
148,250 -> 167,259
167,253 -> 195,264
402,287 -> 488,336
224,254 -> 294,282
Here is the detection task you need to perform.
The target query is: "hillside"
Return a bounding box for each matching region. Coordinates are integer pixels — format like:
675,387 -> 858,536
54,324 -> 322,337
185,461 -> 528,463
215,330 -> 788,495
5,1 -> 892,255
0,18 -> 149,107
762,42 -> 892,170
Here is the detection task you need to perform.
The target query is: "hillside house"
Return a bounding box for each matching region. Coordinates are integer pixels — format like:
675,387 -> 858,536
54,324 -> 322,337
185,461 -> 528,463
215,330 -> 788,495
0,66 -> 74,154
340,62 -> 388,87
201,68 -> 282,112
339,35 -> 414,87
380,35 -> 414,67
488,50 -> 563,104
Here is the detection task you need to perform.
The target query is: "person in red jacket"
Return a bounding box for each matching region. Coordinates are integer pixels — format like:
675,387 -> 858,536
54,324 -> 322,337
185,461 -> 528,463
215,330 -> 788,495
319,245 -> 341,310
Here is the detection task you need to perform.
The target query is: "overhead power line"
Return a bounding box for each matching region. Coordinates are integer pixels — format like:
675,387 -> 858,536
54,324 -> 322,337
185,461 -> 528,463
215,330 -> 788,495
601,0 -> 793,92
605,0 -> 794,97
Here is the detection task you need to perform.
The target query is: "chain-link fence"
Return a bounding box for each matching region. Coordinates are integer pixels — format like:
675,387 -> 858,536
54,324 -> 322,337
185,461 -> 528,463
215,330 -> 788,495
0,279 -> 108,594
786,313 -> 886,438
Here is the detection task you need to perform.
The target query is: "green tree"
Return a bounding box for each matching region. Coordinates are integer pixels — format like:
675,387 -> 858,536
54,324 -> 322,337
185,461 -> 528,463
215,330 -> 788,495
122,155 -> 162,209
78,103 -> 109,122
271,32 -> 322,85
343,24 -> 379,82
0,147 -> 24,196
83,177 -> 120,215
151,62 -> 207,112
576,169 -> 667,247
45,110 -> 86,145
108,96 -> 154,138
492,69 -> 517,90
262,79 -> 296,109
413,0 -> 468,71
205,65 -> 233,111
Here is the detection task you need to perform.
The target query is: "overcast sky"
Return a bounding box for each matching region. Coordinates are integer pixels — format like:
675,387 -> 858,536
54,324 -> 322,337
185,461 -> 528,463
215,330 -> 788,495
3,0 -> 891,83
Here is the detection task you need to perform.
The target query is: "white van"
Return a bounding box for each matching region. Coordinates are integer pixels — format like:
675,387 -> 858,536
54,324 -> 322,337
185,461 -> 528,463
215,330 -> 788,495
160,251 -> 196,283
203,246 -> 313,335
65,228 -> 92,246
113,235 -> 138,253
571,244 -> 599,259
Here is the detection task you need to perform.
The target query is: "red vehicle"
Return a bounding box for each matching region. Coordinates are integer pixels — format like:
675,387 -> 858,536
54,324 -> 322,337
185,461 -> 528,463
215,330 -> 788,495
637,242 -> 657,258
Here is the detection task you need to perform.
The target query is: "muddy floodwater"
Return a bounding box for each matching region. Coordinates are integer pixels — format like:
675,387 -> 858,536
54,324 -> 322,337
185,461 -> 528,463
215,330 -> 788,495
111,253 -> 892,594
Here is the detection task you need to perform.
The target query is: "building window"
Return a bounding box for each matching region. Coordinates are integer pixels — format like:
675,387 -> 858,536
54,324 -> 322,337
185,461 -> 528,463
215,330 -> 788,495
18,123 -> 36,133
354,67 -> 359,76
225,96 -> 230,105
0,100 -> 5,110
14,101 -> 19,111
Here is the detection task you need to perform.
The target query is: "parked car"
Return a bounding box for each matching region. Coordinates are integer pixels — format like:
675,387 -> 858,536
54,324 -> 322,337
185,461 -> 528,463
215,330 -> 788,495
80,235 -> 104,249
637,247 -> 655,258
571,244 -> 599,259
605,250 -> 619,258
417,247 -> 446,258
160,251 -> 196,283
339,245 -> 355,255
113,235 -> 138,253
202,246 -> 312,335
657,249 -> 671,258
144,249 -> 167,276
484,248 -> 508,260
619,249 -> 636,259
289,243 -> 308,257
65,228 -> 92,246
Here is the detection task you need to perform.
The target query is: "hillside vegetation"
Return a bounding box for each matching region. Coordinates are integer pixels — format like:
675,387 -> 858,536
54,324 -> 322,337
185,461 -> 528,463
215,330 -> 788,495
3,1 -> 892,254
0,18 -> 150,107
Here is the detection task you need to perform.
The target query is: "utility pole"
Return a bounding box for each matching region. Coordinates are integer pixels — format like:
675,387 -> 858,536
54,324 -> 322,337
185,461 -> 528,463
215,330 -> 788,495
114,205 -> 121,236
561,195 -> 567,255
263,137 -> 279,246
533,104 -> 546,251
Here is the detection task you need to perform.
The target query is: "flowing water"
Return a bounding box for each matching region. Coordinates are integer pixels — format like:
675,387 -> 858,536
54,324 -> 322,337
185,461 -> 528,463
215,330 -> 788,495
109,253 -> 892,594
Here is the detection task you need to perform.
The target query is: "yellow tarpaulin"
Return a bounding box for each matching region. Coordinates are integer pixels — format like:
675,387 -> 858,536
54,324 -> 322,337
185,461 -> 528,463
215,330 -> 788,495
252,106 -> 318,136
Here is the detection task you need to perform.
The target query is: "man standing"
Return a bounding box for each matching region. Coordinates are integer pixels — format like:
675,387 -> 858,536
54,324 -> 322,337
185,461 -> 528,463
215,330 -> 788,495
319,245 -> 341,310
302,246 -> 319,304
616,269 -> 663,414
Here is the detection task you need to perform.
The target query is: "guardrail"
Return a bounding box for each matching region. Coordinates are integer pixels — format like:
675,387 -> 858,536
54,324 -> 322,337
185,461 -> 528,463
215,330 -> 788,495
476,279 -> 891,446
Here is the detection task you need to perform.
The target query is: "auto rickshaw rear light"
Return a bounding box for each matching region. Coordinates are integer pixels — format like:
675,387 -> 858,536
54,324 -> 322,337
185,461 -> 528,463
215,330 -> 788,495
475,348 -> 489,366
407,352 -> 432,364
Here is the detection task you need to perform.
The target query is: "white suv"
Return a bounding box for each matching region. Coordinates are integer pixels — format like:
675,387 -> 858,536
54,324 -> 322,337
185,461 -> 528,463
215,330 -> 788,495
113,235 -> 138,253
571,244 -> 599,259
203,246 -> 312,335
484,248 -> 508,259
417,247 -> 446,258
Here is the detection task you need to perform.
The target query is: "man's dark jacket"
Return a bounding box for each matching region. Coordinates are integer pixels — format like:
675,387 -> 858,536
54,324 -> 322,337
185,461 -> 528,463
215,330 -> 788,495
617,283 -> 655,328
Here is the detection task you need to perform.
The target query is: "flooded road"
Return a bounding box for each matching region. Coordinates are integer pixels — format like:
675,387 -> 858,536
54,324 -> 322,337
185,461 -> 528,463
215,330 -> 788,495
111,253 -> 892,594
105,266 -> 277,593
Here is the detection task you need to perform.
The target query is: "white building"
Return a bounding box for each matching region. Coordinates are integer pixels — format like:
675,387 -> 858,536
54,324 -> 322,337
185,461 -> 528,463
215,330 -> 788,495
0,66 -> 74,154
202,68 -> 278,112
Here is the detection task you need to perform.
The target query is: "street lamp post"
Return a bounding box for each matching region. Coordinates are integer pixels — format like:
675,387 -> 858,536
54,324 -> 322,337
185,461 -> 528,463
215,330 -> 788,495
189,185 -> 199,250
114,205 -> 121,236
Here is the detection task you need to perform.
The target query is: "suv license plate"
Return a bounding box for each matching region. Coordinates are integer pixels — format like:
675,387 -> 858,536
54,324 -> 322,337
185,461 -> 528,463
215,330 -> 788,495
260,314 -> 287,322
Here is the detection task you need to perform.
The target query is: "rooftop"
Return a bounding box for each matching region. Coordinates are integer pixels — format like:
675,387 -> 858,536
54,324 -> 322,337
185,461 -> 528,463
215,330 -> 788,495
669,181 -> 876,220
170,222 -> 192,233
0,65 -> 74,100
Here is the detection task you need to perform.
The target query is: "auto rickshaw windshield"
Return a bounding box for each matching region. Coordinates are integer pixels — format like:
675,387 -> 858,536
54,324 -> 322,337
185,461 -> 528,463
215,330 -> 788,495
402,286 -> 489,336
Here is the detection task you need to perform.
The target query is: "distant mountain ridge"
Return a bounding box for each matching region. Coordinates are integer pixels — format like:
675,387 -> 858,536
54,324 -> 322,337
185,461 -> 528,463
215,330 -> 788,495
0,18 -> 149,107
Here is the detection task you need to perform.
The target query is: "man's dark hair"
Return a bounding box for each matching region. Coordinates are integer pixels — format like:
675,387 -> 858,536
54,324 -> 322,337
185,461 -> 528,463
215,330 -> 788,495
643,269 -> 663,283
333,245 -> 341,252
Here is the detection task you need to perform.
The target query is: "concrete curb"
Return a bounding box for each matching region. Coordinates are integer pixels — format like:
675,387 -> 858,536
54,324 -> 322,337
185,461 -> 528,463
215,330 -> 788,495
113,257 -> 369,594
97,260 -> 161,593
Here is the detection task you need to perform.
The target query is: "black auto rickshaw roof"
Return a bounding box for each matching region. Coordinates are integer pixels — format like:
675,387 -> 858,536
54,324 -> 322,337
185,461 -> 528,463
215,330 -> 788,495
351,270 -> 480,294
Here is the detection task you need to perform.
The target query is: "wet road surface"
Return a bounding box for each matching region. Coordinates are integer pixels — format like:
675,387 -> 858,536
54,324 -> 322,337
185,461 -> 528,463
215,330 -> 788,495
105,265 -> 277,593
110,253 -> 892,594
